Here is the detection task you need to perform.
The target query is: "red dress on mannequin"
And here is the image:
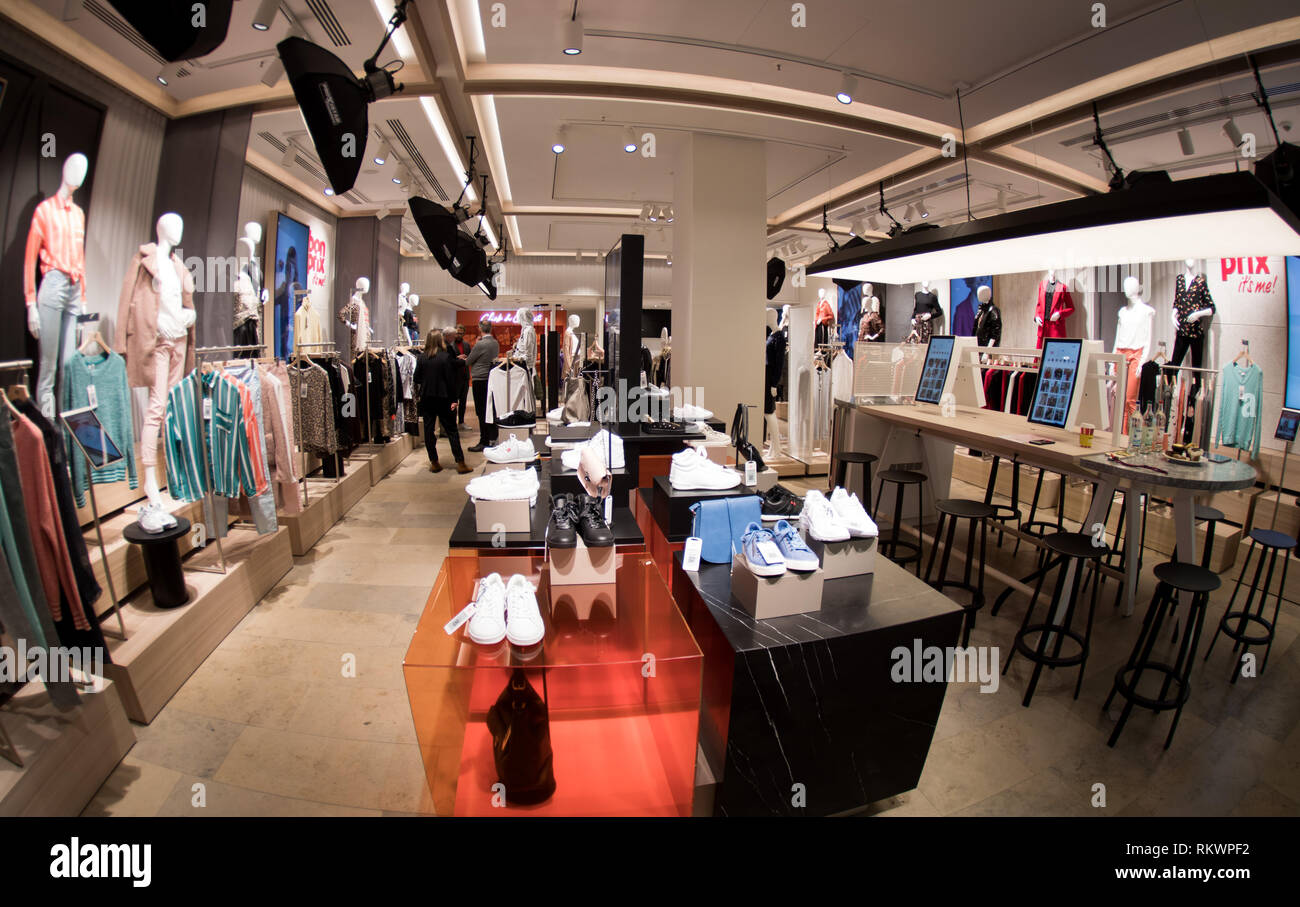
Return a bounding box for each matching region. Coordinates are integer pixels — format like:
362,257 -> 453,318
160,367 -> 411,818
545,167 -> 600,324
1034,278 -> 1074,348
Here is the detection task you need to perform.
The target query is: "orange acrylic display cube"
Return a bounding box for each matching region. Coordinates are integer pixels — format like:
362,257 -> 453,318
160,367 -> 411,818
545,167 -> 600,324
404,553 -> 702,816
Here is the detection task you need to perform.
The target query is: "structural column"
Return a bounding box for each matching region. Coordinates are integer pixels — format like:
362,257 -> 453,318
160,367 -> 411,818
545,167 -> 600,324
671,134 -> 767,428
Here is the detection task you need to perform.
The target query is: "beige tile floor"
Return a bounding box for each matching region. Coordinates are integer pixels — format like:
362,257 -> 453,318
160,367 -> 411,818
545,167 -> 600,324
84,431 -> 1300,817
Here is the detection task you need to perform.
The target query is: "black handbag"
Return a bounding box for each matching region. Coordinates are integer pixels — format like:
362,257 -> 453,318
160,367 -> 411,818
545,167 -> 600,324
485,668 -> 556,806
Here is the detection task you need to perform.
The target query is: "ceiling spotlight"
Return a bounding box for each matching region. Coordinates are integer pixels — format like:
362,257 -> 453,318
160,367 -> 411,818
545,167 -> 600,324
552,126 -> 566,154
849,218 -> 863,236
155,63 -> 178,86
373,138 -> 390,165
563,15 -> 583,55
904,203 -> 916,221
648,204 -> 660,223
324,187 -> 335,196
1223,118 -> 1243,148
917,200 -> 930,219
252,0 -> 278,31
640,203 -> 652,221
1177,127 -> 1195,156
259,55 -> 285,87
666,255 -> 672,267
665,206 -> 674,223
836,72 -> 857,105
622,126 -> 638,154
995,188 -> 1007,212
280,142 -> 296,166
575,250 -> 582,262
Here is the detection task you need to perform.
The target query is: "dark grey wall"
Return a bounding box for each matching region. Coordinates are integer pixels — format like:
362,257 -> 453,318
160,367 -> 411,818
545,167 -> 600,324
153,108 -> 252,348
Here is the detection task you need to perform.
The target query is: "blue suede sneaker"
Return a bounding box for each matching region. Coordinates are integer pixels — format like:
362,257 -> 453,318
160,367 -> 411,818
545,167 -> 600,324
773,520 -> 820,572
740,521 -> 786,577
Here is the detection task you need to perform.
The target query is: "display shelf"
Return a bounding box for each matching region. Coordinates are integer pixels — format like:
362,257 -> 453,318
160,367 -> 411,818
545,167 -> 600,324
0,678 -> 135,817
103,527 -> 292,723
404,554 -> 701,816
448,482 -> 643,554
544,457 -> 633,502
674,553 -> 962,817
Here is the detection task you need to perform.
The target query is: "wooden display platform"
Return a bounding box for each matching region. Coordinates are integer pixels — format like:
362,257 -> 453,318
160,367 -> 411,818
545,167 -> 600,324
764,454 -> 806,477
0,679 -> 135,816
791,450 -> 830,476
103,527 -> 293,723
365,435 -> 414,485
280,462 -> 372,556
72,448 -> 168,527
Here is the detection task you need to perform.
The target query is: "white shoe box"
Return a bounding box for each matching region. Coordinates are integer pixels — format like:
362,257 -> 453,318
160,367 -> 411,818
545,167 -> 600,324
803,533 -> 877,578
473,498 -> 532,533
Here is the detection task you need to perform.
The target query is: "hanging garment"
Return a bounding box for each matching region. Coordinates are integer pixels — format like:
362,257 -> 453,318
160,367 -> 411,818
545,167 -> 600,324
338,296 -> 371,354
1137,360 -> 1161,410
975,301 -> 1002,347
1215,362 -> 1263,458
287,360 -> 339,455
512,325 -> 538,371
63,349 -> 136,507
217,364 -> 278,536
201,370 -> 270,499
1115,347 -> 1143,423
352,352 -> 390,442
485,363 -> 532,424
258,364 -> 301,515
831,349 -> 853,402
294,304 -> 323,347
1173,273 -> 1215,339
24,193 -> 87,307
163,371 -> 207,503
1034,279 -> 1074,348
913,290 -> 943,333
815,297 -> 835,326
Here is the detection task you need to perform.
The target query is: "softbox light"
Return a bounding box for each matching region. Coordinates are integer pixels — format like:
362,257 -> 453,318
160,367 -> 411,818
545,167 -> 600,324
448,231 -> 489,288
108,0 -> 232,61
766,257 -> 785,299
408,197 -> 463,272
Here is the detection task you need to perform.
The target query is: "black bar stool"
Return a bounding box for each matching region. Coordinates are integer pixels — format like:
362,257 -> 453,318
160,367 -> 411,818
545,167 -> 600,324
1002,531 -> 1108,707
983,455 -> 1021,548
873,468 -> 927,576
1015,467 -> 1067,561
1203,528 -> 1296,684
1103,561 -> 1219,749
832,451 -> 877,513
1189,504 -> 1225,570
924,499 -> 995,646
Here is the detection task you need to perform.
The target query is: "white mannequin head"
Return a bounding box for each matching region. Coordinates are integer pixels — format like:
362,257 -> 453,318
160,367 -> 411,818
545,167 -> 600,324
568,314 -> 580,331
1046,269 -> 1056,284
1185,258 -> 1200,275
976,285 -> 992,304
920,280 -> 931,292
355,276 -> 370,295
780,304 -> 790,328
399,282 -> 410,297
818,287 -> 827,301
516,306 -> 529,327
660,327 -> 669,343
864,282 -> 874,297
766,308 -> 778,332
156,212 -> 183,249
238,236 -> 256,260
243,221 -> 262,246
1123,275 -> 1141,299
870,296 -> 880,313
62,153 -> 88,191
409,293 -> 419,307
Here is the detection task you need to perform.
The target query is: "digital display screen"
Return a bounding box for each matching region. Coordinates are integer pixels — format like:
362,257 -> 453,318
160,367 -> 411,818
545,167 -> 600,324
915,335 -> 956,405
1287,256 -> 1300,410
60,406 -> 123,469
1028,338 -> 1084,429
1277,409 -> 1300,443
272,211 -> 309,360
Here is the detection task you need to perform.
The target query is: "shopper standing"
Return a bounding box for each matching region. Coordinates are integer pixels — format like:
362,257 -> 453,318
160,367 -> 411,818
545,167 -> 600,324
452,324 -> 471,429
465,319 -> 499,453
414,329 -> 472,474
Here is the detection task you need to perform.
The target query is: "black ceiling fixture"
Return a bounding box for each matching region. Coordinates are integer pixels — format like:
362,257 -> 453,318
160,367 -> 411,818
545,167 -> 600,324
410,140 -> 500,299
819,205 -> 840,253
766,256 -> 785,299
1093,102 -> 1170,192
277,0 -> 411,194
876,182 -> 905,238
1246,53 -> 1299,214
107,0 -> 233,61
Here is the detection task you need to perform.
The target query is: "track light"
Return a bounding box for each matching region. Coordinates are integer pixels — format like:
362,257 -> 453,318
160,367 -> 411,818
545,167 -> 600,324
280,142 -> 296,166
252,0 -> 278,31
649,204 -> 660,223
917,200 -> 930,219
904,203 -> 916,221
665,206 -> 674,223
996,189 -> 1007,212
836,72 -> 856,105
1224,118 -> 1243,148
552,126 -> 566,154
623,126 -> 638,153
260,56 -> 284,87
373,137 -> 390,165
1178,127 -> 1195,156
867,213 -> 879,232
850,218 -> 863,236
640,203 -> 652,221
563,15 -> 583,55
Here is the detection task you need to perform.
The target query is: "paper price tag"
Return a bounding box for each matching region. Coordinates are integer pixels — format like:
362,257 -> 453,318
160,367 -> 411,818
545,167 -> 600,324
86,384 -> 98,408
682,537 -> 703,572
756,539 -> 784,564
202,397 -> 212,420
444,601 -> 478,636
301,382 -> 309,399
604,496 -> 613,523
744,460 -> 757,486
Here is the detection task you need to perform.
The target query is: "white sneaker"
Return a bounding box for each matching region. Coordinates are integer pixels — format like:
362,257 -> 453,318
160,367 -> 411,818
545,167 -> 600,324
547,406 -> 563,422
504,574 -> 545,646
484,433 -> 537,464
669,447 -> 742,491
799,489 -> 851,542
830,487 -> 878,538
560,430 -> 625,471
138,504 -> 169,534
466,573 -> 507,645
466,466 -> 540,504
672,403 -> 713,421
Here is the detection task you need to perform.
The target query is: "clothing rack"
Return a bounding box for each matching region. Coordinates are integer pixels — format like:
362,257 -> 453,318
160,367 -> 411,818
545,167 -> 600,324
290,345 -> 345,504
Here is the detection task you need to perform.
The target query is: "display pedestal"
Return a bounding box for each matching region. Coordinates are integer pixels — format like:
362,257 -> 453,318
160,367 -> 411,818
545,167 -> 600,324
650,475 -> 756,541
733,466 -> 778,492
549,537 -> 616,585
806,535 -> 877,578
482,461 -> 531,474
474,498 -> 532,533
122,517 -> 191,608
730,553 -> 824,618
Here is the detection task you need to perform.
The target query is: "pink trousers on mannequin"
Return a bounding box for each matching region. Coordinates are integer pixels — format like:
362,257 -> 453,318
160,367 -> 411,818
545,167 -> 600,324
140,336 -> 187,465
1115,346 -> 1142,424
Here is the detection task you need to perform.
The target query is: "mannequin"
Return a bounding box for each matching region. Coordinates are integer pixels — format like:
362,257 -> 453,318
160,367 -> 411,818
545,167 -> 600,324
1034,269 -> 1074,348
565,314 -> 582,376
1115,275 -> 1154,422
25,152 -> 89,419
860,296 -> 883,342
403,294 -> 420,344
511,305 -> 537,371
294,287 -> 322,347
338,277 -> 372,354
814,286 -> 835,346
911,281 -> 943,343
397,280 -> 411,340
233,221 -> 266,355
115,212 -> 196,510
973,285 -> 1001,348
1170,257 -> 1215,437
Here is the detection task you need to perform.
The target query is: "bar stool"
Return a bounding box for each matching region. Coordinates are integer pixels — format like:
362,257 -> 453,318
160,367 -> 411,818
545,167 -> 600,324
924,499 -> 995,646
1103,561 -> 1218,749
1002,531 -> 1108,707
1203,528 -> 1296,684
983,455 -> 1022,548
873,468 -> 927,576
1015,467 -> 1067,561
1187,504 -> 1225,570
832,451 -> 877,513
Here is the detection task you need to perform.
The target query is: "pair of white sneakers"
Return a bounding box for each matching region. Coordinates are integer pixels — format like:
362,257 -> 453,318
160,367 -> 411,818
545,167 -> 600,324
466,573 -> 544,647
799,488 -> 878,542
484,433 -> 537,464
465,466 -> 540,504
139,502 -> 178,534
669,446 -> 741,490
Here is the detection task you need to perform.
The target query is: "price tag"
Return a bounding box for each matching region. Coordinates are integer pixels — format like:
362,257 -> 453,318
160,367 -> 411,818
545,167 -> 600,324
202,397 -> 212,420
85,384 -> 98,408
744,460 -> 757,486
604,495 -> 613,524
682,537 -> 703,572
301,381 -> 309,399
756,539 -> 784,565
444,601 -> 478,636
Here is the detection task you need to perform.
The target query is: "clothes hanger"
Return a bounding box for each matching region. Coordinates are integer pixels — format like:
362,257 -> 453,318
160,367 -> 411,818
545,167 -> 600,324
1232,339 -> 1252,367
78,329 -> 111,357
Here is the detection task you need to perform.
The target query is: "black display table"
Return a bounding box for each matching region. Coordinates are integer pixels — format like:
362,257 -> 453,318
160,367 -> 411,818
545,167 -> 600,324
673,553 -> 963,816
544,458 -> 634,503
651,474 -> 756,542
123,517 -> 192,608
448,483 -> 644,552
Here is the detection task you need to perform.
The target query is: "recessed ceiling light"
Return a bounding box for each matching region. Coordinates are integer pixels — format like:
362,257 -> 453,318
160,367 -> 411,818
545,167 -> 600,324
552,125 -> 566,154
252,0 -> 278,31
623,126 -> 638,153
836,72 -> 856,105
563,15 -> 583,55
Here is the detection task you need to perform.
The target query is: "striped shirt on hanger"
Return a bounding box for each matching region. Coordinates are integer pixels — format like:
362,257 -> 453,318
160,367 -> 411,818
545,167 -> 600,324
164,371 -> 207,503
24,194 -> 87,305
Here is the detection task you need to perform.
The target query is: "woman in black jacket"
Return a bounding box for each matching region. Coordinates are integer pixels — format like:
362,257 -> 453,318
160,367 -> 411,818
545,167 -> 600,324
414,329 -> 472,473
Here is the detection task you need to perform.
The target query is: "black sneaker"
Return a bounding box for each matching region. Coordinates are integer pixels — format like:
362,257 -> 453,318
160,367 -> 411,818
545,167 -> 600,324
761,485 -> 803,522
574,495 -> 615,547
547,494 -> 578,549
